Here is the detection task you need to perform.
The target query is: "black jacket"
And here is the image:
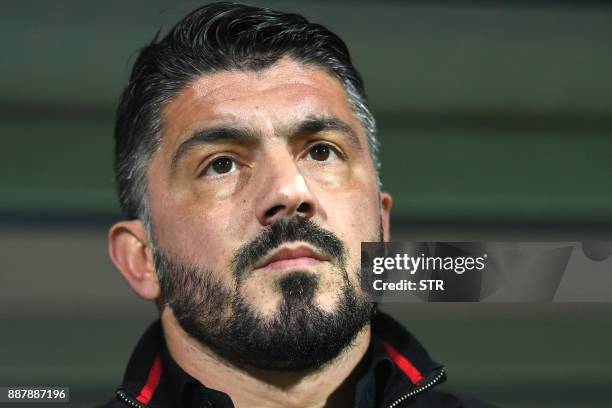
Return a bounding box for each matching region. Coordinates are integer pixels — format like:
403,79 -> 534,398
100,312 -> 493,407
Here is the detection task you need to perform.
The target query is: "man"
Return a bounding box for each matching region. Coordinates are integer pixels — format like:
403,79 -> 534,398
103,3 -> 490,407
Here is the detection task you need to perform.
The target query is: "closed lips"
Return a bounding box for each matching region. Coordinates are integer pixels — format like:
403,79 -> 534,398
256,245 -> 329,270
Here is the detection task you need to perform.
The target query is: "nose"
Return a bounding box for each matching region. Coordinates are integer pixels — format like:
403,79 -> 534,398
255,150 -> 319,226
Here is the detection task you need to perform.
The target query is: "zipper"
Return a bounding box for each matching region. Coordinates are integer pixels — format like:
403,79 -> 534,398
387,367 -> 446,408
115,367 -> 444,408
116,389 -> 148,408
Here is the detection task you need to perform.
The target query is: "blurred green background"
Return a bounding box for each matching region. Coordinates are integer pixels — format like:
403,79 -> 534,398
1,1 -> 611,407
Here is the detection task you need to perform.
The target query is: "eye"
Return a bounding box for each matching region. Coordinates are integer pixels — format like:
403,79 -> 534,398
203,156 -> 239,176
307,143 -> 339,162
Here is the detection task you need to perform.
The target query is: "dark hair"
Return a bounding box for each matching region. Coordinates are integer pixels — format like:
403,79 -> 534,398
114,2 -> 379,223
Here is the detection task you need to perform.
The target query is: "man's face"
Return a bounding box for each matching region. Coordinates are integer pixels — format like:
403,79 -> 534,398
146,57 -> 389,369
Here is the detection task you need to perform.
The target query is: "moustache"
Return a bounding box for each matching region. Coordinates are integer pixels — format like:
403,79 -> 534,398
231,217 -> 346,282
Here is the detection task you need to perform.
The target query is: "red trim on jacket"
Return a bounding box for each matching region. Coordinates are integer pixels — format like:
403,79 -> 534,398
136,353 -> 163,404
382,340 -> 424,384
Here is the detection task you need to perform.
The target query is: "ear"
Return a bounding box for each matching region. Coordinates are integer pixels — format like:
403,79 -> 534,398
108,220 -> 160,300
380,192 -> 392,242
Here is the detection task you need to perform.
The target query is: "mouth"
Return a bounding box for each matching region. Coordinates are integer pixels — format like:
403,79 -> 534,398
254,243 -> 330,271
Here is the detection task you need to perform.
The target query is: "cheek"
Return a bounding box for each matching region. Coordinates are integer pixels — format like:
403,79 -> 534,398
150,203 -> 238,279
299,161 -> 350,188
148,168 -> 254,272
323,187 -> 381,261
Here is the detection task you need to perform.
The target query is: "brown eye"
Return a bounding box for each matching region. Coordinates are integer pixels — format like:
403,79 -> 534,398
308,144 -> 332,161
204,156 -> 238,176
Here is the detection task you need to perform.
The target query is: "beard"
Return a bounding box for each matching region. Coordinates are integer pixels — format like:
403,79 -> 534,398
154,217 -> 375,371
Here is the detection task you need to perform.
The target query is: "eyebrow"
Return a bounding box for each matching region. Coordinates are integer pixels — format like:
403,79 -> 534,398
170,115 -> 362,172
293,115 -> 361,151
171,126 -> 258,171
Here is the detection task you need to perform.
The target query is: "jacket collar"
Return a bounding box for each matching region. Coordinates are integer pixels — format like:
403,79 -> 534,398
370,312 -> 446,407
114,311 -> 446,408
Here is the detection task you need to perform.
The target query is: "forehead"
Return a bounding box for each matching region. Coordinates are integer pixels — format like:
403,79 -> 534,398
160,57 -> 359,146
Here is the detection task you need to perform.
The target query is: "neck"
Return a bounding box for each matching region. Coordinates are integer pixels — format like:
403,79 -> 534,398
161,308 -> 371,408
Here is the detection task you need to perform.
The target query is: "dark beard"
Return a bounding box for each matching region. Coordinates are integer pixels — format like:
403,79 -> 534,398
154,217 -> 374,371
